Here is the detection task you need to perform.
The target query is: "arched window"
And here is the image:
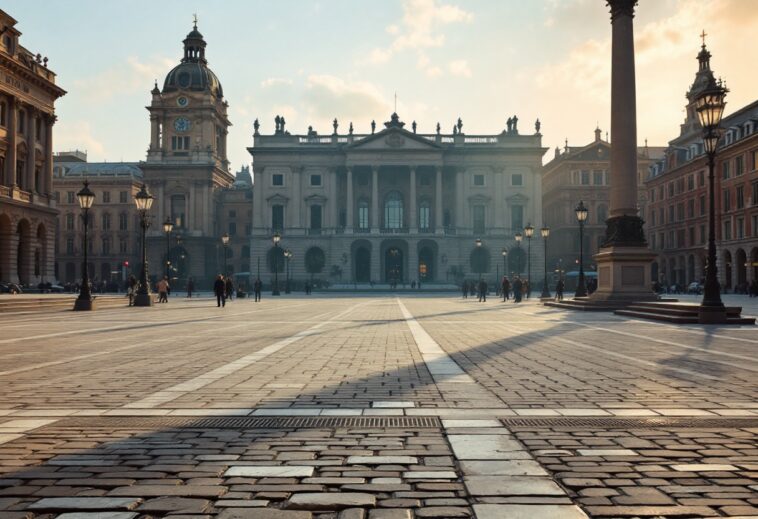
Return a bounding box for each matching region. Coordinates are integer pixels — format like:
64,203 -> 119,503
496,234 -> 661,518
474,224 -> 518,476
419,199 -> 431,230
171,195 -> 186,228
358,199 -> 369,229
384,191 -> 403,229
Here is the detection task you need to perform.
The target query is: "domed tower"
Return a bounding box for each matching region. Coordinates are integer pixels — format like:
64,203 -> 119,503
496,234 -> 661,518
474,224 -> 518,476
142,20 -> 233,288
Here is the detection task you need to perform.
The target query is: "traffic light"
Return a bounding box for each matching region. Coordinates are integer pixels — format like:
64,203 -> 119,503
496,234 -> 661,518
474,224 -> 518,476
123,260 -> 129,267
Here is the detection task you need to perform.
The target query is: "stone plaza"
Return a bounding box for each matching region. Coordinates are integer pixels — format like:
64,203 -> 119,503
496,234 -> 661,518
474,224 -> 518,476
0,294 -> 756,518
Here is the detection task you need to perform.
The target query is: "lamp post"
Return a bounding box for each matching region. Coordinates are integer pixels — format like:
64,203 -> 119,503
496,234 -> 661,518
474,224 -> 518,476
284,249 -> 292,294
696,76 -> 728,323
540,226 -> 551,299
514,232 -> 522,278
524,224 -> 534,298
163,218 -> 173,281
574,200 -> 589,298
475,238 -> 483,280
73,180 -> 95,311
221,233 -> 230,277
133,184 -> 154,307
501,248 -> 508,278
272,232 -> 281,295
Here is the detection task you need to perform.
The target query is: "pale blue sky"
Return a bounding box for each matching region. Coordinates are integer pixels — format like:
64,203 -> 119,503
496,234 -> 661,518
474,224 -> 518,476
7,0 -> 758,170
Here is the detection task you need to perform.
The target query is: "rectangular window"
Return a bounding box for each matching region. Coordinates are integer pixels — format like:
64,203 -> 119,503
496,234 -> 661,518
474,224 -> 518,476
102,191 -> 110,203
700,225 -> 706,244
119,191 -> 127,203
668,205 -> 675,223
735,155 -> 744,176
700,195 -> 706,216
272,174 -> 284,186
171,136 -> 190,150
310,205 -> 322,230
722,160 -> 730,179
688,227 -> 695,246
736,186 -> 744,209
67,191 -> 75,204
271,205 -> 284,230
65,213 -> 74,231
171,195 -> 186,228
473,174 -> 485,186
677,203 -> 684,220
228,222 -> 236,236
119,213 -> 128,231
753,150 -> 758,171
66,238 -> 74,255
650,210 -> 656,226
358,202 -> 369,229
698,170 -> 705,187
687,175 -> 694,190
723,189 -> 731,211
723,219 -> 731,240
659,208 -> 664,225
511,174 -> 523,186
677,229 -> 685,248
510,205 -> 523,231
736,217 -> 744,239
310,174 -> 322,186
419,205 -> 430,230
668,183 -> 674,197
102,238 -> 110,256
245,224 -> 251,235
593,170 -> 603,185
119,239 -> 127,254
650,234 -> 656,250
473,205 -> 486,234
753,215 -> 758,237
581,170 -> 590,185
687,199 -> 694,218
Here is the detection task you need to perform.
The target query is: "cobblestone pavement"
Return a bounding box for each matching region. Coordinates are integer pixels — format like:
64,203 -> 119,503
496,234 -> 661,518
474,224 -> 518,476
0,294 -> 755,518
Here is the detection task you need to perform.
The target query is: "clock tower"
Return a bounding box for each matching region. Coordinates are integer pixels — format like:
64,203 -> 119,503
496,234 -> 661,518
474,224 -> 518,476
142,21 -> 233,288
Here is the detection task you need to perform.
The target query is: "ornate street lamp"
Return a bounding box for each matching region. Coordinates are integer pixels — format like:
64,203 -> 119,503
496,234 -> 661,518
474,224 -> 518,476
221,233 -> 230,277
501,247 -> 508,277
514,232 -> 522,277
696,76 -> 728,323
73,180 -> 95,311
524,224 -> 534,298
475,238 -> 483,280
284,249 -> 292,294
272,231 -> 281,295
133,184 -> 154,307
540,226 -> 551,299
574,200 -> 589,298
163,218 -> 173,281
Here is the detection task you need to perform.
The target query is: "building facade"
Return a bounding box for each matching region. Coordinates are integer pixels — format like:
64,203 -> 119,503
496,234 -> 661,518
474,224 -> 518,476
0,9 -> 65,285
646,42 -> 758,291
141,22 -> 235,288
542,128 -> 663,279
52,151 -> 144,286
249,113 -> 547,287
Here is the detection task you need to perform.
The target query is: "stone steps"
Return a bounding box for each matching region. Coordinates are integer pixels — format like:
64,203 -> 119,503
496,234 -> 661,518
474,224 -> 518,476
614,302 -> 755,325
0,295 -> 128,314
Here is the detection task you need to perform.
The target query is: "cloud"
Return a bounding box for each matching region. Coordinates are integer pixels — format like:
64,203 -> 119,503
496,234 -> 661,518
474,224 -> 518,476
55,120 -> 106,157
363,0 -> 472,76
303,75 -> 390,123
448,59 -> 471,77
260,77 -> 293,88
73,56 -> 175,103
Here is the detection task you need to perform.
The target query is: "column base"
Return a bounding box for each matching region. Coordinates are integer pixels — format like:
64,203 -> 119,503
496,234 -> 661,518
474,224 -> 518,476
73,298 -> 96,311
698,305 -> 728,324
590,246 -> 657,304
133,293 -> 154,307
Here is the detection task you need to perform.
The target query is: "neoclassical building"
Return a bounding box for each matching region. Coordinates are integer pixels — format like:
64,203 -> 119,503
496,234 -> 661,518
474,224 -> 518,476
0,9 -> 65,285
141,22 -> 235,287
249,114 -> 547,286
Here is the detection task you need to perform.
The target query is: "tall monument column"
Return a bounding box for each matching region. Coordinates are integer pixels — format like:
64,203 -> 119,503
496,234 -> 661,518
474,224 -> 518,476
591,0 -> 655,304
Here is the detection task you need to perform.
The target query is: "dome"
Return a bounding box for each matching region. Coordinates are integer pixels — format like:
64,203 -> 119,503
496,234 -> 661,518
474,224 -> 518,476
163,62 -> 223,97
162,24 -> 223,98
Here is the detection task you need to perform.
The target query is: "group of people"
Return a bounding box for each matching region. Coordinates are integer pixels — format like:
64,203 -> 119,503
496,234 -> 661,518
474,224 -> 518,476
462,276 -> 571,304
213,275 -> 263,307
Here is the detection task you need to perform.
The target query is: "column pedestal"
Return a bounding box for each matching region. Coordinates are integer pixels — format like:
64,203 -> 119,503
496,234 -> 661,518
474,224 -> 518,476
591,246 -> 658,304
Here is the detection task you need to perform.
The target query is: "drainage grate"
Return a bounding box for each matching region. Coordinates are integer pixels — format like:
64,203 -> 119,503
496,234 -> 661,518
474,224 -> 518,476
54,416 -> 441,429
501,417 -> 758,429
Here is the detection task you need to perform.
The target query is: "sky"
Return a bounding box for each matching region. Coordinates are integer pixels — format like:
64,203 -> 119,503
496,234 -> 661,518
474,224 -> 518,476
6,0 -> 758,171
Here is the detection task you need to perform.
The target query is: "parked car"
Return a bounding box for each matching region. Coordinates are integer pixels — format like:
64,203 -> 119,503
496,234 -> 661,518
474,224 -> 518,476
0,282 -> 22,294
687,281 -> 703,294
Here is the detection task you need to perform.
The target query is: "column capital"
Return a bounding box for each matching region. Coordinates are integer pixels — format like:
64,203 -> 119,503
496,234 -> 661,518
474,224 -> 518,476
607,0 -> 637,21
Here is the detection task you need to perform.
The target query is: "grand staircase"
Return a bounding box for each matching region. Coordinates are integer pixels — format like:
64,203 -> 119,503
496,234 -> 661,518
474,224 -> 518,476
614,301 -> 755,325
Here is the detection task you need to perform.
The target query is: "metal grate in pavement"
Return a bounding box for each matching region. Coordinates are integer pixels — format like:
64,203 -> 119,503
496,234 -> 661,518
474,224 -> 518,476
501,417 -> 758,429
53,416 -> 441,429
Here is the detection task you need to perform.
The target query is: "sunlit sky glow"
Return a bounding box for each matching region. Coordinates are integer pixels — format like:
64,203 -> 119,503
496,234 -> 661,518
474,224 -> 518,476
7,0 -> 758,170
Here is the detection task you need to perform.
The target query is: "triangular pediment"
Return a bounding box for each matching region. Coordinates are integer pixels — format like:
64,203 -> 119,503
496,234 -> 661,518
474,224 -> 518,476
349,127 -> 442,151
570,141 -> 611,161
505,193 -> 529,203
266,193 -> 289,203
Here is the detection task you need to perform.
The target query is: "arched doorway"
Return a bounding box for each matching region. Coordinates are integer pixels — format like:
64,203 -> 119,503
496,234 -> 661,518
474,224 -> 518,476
0,214 -> 11,281
36,223 -> 47,281
166,246 -> 190,283
723,250 -> 732,289
305,247 -> 326,280
508,247 -> 525,277
355,247 -> 370,283
735,249 -> 747,289
16,219 -> 31,285
418,247 -> 435,282
385,247 -> 403,284
470,246 -> 490,278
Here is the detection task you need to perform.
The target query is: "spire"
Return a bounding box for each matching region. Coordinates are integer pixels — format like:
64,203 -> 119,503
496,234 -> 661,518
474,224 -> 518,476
594,125 -> 602,142
688,31 -> 716,100
182,17 -> 207,64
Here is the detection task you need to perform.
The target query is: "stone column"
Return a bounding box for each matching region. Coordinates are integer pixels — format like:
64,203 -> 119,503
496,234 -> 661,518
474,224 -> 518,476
44,114 -> 54,196
409,166 -> 417,232
494,168 -> 505,233
346,167 -> 354,233
253,167 -> 265,231
150,115 -> 160,150
5,97 -> 17,187
435,166 -> 443,234
532,168 -> 544,228
26,108 -> 36,193
371,166 -> 379,233
455,168 -> 464,230
291,167 -> 302,230
189,183 -> 196,230
328,168 -> 337,229
156,183 -> 165,228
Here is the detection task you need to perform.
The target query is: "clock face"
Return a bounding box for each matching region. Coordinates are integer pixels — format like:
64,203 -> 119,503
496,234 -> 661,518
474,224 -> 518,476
177,96 -> 189,107
174,117 -> 191,132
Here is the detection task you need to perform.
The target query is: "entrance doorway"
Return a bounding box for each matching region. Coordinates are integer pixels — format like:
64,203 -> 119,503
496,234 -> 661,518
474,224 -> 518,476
385,247 -> 403,284
418,246 -> 435,282
355,247 -> 370,283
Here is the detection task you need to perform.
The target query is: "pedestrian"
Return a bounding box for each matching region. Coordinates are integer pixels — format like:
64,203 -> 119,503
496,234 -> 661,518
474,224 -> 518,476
513,276 -> 523,303
126,275 -> 137,306
478,279 -> 487,302
214,275 -> 226,307
555,278 -> 564,301
501,276 -> 510,302
157,276 -> 169,303
225,276 -> 234,301
187,277 -> 195,298
254,277 -> 262,302
462,281 -> 468,299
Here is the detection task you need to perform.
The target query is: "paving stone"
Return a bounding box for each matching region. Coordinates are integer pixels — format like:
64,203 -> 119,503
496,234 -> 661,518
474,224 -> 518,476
401,471 -> 457,479
285,493 -> 377,510
217,509 -> 312,519
671,464 -> 739,472
575,449 -> 638,457
346,456 -> 417,465
583,505 -> 716,516
214,500 -> 269,508
338,509 -> 365,519
57,514 -> 138,519
367,510 -> 412,519
464,476 -> 566,496
224,466 -> 314,477
473,504 -> 588,519
447,435 -> 525,459
458,460 -> 547,476
28,497 -> 142,511
107,486 -> 226,498
136,497 -> 210,513
441,419 -> 502,428
414,507 -> 472,518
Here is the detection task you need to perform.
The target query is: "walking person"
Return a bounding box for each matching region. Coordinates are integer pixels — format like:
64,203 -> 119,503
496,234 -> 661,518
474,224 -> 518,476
555,278 -> 565,301
478,279 -> 487,302
253,277 -> 262,302
501,276 -> 510,302
225,276 -> 234,301
462,281 -> 468,299
157,276 -> 169,303
513,276 -> 523,303
126,275 -> 137,306
186,277 -> 195,298
214,275 -> 226,307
